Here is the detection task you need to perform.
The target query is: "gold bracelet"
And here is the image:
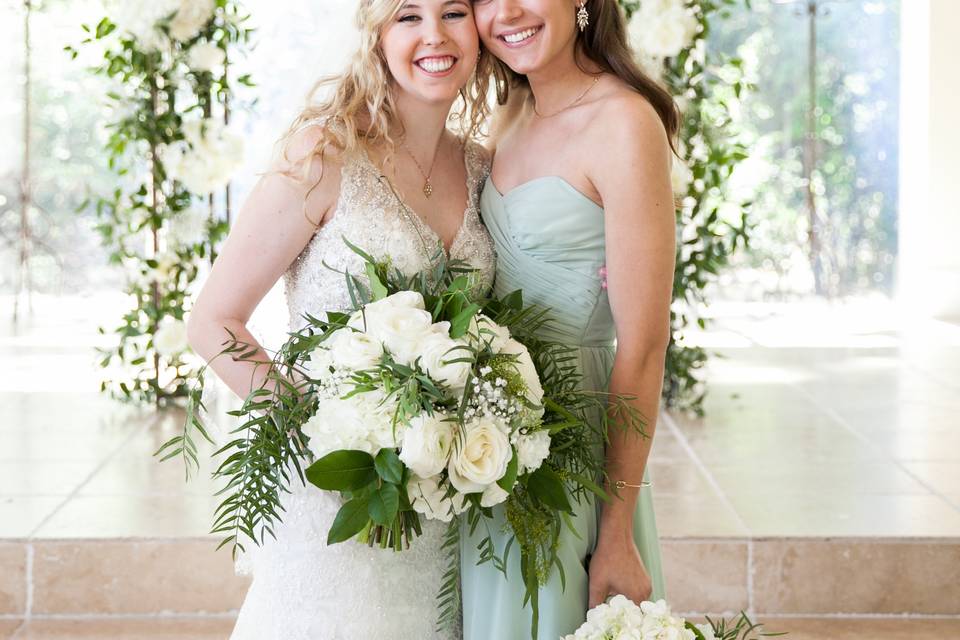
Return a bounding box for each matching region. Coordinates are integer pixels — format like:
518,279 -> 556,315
613,480 -> 651,489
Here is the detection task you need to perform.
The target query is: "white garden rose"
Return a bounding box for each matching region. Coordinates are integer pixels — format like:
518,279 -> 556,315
501,338 -> 545,412
515,429 -> 551,475
628,0 -> 699,59
168,0 -> 215,41
105,0 -> 179,51
399,413 -> 455,478
418,331 -> 471,394
301,396 -> 369,459
468,314 -> 511,352
187,41 -> 225,72
361,301 -> 434,366
304,346 -> 335,382
154,318 -> 189,356
167,206 -> 209,248
407,474 -> 465,522
326,328 -> 383,371
480,481 -> 509,508
164,119 -> 244,195
447,417 -> 512,494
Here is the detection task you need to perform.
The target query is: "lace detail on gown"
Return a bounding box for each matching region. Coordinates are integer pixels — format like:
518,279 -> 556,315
226,132 -> 495,640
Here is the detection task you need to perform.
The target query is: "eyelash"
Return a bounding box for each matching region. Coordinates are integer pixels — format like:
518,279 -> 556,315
398,11 -> 468,23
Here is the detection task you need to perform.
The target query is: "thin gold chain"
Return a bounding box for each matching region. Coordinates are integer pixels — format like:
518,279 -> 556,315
533,74 -> 601,119
400,135 -> 444,198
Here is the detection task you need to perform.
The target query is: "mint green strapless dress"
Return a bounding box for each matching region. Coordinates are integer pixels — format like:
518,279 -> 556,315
461,176 -> 666,639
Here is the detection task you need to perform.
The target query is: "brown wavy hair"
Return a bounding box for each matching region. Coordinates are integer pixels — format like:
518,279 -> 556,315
489,0 -> 680,152
274,0 -> 497,216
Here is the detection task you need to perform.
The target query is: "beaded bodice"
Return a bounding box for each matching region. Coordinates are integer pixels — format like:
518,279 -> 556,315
284,138 -> 496,330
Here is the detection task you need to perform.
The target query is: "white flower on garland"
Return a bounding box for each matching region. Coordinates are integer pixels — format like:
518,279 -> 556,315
164,119 -> 244,195
628,0 -> 699,59
671,159 -> 694,196
187,41 -> 225,73
105,0 -> 215,49
154,318 -> 189,356
169,0 -> 216,42
167,207 -> 209,248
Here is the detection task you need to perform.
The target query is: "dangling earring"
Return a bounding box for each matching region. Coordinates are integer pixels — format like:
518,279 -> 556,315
576,1 -> 589,32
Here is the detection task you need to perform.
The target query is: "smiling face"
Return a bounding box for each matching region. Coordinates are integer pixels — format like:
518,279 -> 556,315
380,0 -> 480,106
471,0 -> 578,76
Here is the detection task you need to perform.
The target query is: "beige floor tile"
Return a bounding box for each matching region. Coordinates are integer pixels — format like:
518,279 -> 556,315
648,431 -> 690,462
32,540 -> 249,615
0,461 -> 101,496
30,494 -> 219,538
868,428 -> 960,462
12,616 -> 236,639
0,619 -> 24,640
753,539 -> 960,614
707,460 -> 931,496
654,494 -> 748,537
0,543 -> 26,615
0,497 -> 66,538
648,461 -> 715,496
727,493 -> 960,537
660,540 -> 748,613
901,462 -> 960,496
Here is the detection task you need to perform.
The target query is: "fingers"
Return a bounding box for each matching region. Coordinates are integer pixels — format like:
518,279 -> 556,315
588,581 -> 607,609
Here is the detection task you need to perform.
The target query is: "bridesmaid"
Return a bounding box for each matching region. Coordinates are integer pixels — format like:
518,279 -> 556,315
461,0 -> 679,637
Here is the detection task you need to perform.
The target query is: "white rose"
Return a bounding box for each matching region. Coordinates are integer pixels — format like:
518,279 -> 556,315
354,388 -> 402,450
407,474 -> 465,523
154,318 -> 189,356
418,332 -> 471,395
187,41 -> 225,72
302,395 -> 383,459
628,0 -> 699,58
501,339 -> 544,412
480,482 -> 509,508
167,206 -> 209,248
515,430 -> 551,475
361,303 -> 433,366
671,159 -> 694,196
327,328 -> 383,371
695,623 -> 717,640
399,413 -> 455,478
447,417 -> 512,494
468,314 -> 511,352
168,0 -> 215,41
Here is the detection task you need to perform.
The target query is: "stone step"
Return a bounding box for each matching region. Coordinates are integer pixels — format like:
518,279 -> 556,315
2,536 -> 958,621
2,615 -> 960,639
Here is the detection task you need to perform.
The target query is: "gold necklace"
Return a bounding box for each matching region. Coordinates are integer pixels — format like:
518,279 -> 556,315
533,74 -> 601,119
400,135 -> 444,199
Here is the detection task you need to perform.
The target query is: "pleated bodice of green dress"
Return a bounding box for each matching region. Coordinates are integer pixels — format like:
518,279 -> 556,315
460,175 -> 666,639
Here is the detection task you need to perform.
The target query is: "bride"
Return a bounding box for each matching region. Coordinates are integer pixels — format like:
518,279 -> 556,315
186,0 -> 495,637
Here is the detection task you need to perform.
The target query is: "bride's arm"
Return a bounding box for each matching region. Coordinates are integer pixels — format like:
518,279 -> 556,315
187,125 -> 342,400
584,95 -> 676,607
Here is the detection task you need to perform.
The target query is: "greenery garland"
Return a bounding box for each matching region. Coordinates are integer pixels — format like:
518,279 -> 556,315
621,0 -> 754,413
68,0 -> 253,405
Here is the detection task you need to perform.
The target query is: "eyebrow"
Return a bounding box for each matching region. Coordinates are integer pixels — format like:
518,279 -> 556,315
400,0 -> 468,8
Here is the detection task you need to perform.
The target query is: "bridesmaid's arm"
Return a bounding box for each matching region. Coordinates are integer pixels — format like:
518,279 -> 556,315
186,125 -> 341,400
585,95 -> 676,607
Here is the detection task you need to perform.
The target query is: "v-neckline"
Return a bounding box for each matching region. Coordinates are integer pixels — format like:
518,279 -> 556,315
361,143 -> 473,258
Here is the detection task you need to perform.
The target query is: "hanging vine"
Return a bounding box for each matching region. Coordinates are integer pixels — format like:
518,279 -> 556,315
621,0 -> 754,413
68,0 -> 254,405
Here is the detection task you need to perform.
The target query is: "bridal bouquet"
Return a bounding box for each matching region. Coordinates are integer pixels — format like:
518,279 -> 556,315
158,240 -> 646,633
565,596 -> 785,640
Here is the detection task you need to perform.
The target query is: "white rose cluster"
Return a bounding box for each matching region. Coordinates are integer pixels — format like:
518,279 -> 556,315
106,0 -> 215,50
167,207 -> 209,248
163,119 -> 244,195
299,291 -> 554,519
628,0 -> 699,59
154,318 -> 189,357
562,596 -> 697,640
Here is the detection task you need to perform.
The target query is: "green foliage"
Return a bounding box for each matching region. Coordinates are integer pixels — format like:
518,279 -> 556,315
74,3 -> 253,405
619,0 -> 755,414
686,610 -> 788,639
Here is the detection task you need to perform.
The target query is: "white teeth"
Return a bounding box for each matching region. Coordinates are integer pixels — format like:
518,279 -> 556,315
417,56 -> 455,73
503,27 -> 538,44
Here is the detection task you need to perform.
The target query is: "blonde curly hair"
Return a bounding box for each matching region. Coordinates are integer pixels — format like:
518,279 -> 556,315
275,0 -> 494,206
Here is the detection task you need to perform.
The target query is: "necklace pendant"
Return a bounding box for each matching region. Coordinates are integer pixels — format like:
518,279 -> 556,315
423,180 -> 433,199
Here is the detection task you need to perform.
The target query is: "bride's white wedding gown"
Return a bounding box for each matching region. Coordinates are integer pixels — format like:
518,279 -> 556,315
228,133 -> 495,639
